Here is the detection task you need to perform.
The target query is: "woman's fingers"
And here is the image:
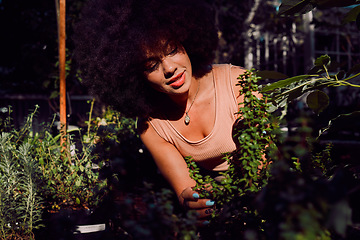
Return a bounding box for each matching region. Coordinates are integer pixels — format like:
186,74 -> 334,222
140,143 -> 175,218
179,187 -> 217,220
184,198 -> 215,210
180,187 -> 215,209
195,207 -> 216,219
180,187 -> 200,201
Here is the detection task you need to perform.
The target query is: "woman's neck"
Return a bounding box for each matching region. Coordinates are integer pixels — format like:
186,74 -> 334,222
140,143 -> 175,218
169,78 -> 200,107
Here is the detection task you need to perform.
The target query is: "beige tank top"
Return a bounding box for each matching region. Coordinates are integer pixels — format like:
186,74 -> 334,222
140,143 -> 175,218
149,64 -> 239,171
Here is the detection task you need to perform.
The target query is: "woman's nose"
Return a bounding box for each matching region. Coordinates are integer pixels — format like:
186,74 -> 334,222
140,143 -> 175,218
162,59 -> 176,78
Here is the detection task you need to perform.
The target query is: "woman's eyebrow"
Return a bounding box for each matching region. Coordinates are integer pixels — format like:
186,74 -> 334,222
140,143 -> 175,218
143,56 -> 159,63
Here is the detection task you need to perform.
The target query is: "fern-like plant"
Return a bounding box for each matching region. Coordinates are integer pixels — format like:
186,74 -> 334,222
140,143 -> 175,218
0,106 -> 43,240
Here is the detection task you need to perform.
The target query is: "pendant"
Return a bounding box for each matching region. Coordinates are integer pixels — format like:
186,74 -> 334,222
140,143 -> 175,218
184,113 -> 190,125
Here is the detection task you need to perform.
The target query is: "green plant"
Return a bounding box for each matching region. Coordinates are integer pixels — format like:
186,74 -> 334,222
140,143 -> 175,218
183,66 -> 359,239
185,70 -> 278,238
79,106 -> 201,239
35,101 -> 108,211
260,55 -> 360,117
0,106 -> 43,240
278,0 -> 360,23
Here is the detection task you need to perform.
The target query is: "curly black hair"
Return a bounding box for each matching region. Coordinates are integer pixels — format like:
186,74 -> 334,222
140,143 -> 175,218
73,0 -> 218,118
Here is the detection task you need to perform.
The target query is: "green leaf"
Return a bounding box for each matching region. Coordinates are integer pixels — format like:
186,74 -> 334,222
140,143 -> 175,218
49,91 -> 59,99
75,197 -> 81,205
314,55 -> 331,67
342,5 -> 360,24
83,135 -> 91,144
278,0 -> 315,16
75,179 -> 81,187
288,85 -> 306,102
261,75 -> 314,92
306,90 -> 329,114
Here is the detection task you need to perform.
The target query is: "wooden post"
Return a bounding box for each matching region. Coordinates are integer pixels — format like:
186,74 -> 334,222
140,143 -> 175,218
58,0 -> 67,150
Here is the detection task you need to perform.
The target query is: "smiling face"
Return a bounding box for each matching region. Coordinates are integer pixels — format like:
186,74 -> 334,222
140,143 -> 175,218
143,41 -> 193,96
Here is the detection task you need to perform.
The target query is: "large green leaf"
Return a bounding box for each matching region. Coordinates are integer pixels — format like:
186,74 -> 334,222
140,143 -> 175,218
342,5 -> 360,24
261,75 -> 314,92
306,90 -> 329,114
278,0 -> 315,16
314,55 -> 331,67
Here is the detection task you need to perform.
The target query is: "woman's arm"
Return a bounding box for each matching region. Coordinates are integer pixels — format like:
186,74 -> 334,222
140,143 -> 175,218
140,122 -> 214,219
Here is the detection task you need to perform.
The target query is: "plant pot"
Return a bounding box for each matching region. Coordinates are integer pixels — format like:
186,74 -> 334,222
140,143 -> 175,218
35,208 -> 114,240
73,223 -> 106,240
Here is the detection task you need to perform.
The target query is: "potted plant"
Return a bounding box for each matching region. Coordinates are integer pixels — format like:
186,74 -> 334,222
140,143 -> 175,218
32,100 -> 113,240
0,103 -> 113,239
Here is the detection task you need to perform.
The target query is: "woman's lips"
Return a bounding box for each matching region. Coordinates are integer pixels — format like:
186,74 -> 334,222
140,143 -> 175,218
168,72 -> 185,88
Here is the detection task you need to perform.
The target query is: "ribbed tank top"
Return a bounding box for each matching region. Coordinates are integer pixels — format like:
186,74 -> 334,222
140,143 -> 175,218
149,64 -> 239,171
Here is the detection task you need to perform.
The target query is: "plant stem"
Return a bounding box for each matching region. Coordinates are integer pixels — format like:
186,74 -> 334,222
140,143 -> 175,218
87,99 -> 95,140
343,72 -> 360,82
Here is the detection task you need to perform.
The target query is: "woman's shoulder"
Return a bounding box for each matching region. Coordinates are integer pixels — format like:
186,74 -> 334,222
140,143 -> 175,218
212,63 -> 245,72
211,64 -> 246,78
212,63 -> 231,70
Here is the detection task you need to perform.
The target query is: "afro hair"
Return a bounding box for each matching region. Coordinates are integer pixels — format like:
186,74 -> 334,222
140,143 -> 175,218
73,0 -> 218,118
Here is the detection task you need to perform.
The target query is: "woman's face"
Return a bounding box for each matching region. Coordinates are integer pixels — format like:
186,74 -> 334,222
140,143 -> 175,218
143,42 -> 193,96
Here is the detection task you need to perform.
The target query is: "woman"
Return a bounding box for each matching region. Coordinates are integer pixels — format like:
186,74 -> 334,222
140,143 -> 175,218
74,0 -> 249,221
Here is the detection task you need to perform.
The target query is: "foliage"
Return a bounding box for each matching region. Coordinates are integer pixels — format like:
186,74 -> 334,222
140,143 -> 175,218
187,70 -> 276,202
242,2 -> 360,239
35,100 -> 107,211
0,105 -> 44,239
279,0 -> 360,21
257,112 -> 355,240
259,54 -> 360,116
186,70 -> 278,238
185,66 -> 360,239
0,103 -> 199,239
0,102 -> 108,215
111,183 -> 198,240
87,107 -> 200,239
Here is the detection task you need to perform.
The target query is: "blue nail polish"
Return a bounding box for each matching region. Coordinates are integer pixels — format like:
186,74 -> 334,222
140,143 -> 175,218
192,193 -> 199,199
202,220 -> 210,225
206,200 -> 215,206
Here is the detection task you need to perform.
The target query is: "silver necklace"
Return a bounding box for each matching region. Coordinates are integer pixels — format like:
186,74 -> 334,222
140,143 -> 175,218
184,80 -> 200,125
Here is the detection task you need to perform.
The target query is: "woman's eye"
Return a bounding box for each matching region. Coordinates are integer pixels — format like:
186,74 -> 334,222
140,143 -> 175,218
168,46 -> 178,56
145,61 -> 159,72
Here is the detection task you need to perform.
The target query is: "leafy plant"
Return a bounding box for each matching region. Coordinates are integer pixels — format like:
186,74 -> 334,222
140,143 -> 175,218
260,54 -> 360,115
80,107 -> 200,239
35,101 -> 108,211
186,70 -> 278,238
0,106 -> 43,240
184,66 -> 360,239
278,0 -> 360,23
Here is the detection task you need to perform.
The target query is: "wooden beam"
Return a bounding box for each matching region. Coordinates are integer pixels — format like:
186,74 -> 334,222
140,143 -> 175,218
58,0 -> 67,150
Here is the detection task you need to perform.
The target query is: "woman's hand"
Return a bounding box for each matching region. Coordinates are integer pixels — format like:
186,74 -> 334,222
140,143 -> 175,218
179,187 -> 215,221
